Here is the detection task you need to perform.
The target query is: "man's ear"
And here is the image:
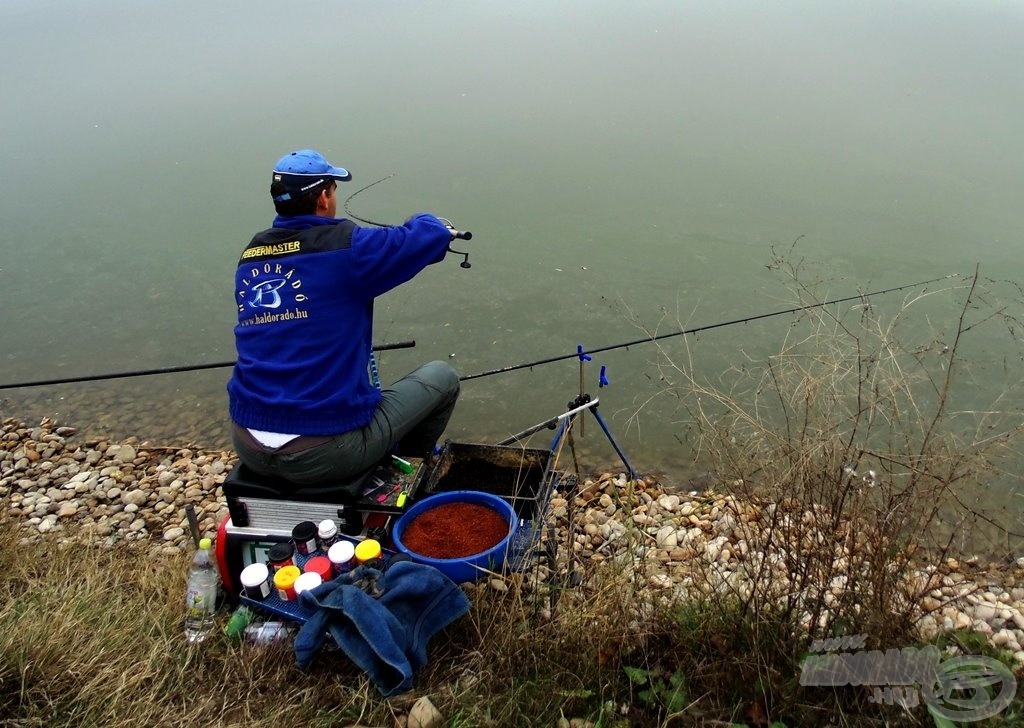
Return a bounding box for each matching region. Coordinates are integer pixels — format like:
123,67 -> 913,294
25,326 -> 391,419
315,187 -> 332,214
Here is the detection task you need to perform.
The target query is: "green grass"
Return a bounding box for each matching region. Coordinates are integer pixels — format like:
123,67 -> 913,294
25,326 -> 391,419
3,519 -> 1019,728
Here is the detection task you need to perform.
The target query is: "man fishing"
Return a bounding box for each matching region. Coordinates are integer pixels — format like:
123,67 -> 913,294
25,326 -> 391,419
227,149 -> 460,494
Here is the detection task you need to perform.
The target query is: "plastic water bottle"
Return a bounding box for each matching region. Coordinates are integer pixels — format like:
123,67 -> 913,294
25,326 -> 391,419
244,621 -> 297,644
184,537 -> 219,643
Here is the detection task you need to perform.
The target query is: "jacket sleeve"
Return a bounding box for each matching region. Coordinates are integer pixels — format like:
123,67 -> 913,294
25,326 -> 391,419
349,213 -> 451,298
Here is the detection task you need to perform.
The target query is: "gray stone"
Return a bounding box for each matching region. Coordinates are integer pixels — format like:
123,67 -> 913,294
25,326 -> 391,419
121,489 -> 148,507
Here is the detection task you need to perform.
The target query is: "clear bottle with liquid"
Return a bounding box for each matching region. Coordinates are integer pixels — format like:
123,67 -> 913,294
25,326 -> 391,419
184,537 -> 220,643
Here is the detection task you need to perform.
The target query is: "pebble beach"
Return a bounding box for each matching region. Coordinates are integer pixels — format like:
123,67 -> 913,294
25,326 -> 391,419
3,415 -> 1023,666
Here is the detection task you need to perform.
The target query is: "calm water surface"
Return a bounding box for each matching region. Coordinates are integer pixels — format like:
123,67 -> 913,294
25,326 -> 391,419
2,2 -> 1022,518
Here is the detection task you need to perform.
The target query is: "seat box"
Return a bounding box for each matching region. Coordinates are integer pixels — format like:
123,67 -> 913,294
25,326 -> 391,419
222,461 -> 423,533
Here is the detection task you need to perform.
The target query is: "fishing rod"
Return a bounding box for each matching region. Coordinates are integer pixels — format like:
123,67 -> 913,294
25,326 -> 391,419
0,340 -> 417,391
1,277 -> 956,391
458,273 -> 958,382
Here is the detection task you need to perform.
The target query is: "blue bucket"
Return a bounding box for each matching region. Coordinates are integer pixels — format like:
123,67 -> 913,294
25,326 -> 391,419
391,490 -> 518,583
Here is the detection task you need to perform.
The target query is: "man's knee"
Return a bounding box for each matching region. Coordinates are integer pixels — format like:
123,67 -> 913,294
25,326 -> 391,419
420,360 -> 461,399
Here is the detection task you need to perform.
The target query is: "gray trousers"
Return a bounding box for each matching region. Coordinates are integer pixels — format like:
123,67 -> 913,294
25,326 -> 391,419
232,360 -> 460,485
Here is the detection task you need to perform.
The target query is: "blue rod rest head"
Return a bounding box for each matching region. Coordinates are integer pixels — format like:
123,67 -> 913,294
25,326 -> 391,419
576,344 -> 592,362
599,365 -> 609,388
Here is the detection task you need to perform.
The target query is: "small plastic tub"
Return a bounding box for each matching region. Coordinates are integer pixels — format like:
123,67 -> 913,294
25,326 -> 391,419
294,571 -> 323,595
240,562 -> 271,601
303,555 -> 332,582
273,565 -> 301,601
292,521 -> 319,556
355,539 -> 382,565
317,519 -> 339,550
391,490 -> 517,584
328,540 -> 355,576
267,542 -> 294,572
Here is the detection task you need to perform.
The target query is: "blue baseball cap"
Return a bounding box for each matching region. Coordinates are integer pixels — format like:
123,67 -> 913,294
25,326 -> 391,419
271,149 -> 352,202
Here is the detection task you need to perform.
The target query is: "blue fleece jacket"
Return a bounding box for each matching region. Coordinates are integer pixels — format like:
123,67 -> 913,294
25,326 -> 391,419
227,213 -> 450,435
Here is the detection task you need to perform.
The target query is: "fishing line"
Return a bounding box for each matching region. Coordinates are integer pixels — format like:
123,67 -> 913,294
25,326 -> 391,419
458,273 -> 959,382
342,173 -> 419,353
343,174 -> 396,227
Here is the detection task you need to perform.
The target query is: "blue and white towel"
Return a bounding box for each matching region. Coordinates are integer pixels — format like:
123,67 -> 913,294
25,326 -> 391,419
294,561 -> 471,696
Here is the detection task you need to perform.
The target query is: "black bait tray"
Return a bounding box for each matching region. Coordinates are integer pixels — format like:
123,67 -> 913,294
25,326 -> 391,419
412,441 -> 562,571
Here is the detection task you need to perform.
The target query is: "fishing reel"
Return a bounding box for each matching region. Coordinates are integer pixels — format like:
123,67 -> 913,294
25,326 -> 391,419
439,217 -> 473,268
